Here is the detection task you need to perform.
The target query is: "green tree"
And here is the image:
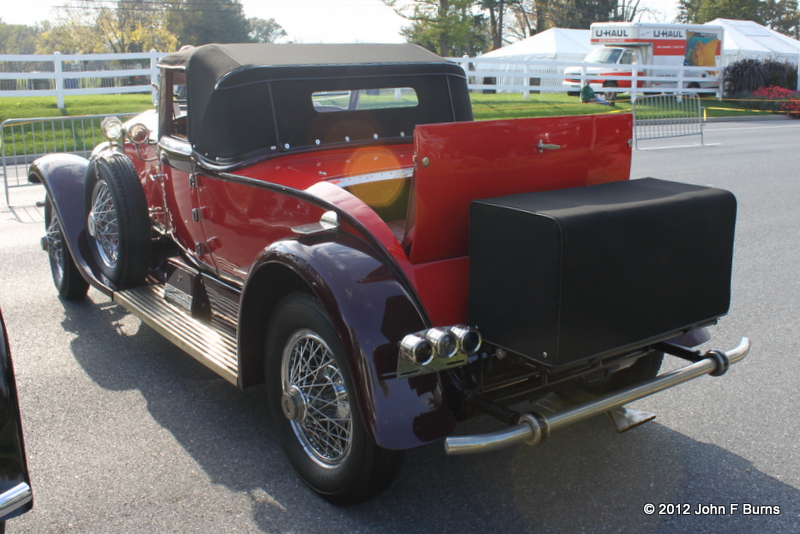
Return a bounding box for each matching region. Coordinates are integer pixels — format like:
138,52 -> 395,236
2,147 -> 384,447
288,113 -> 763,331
0,21 -> 40,54
679,0 -> 799,37
248,17 -> 287,43
385,0 -> 491,56
37,1 -> 177,53
166,0 -> 251,46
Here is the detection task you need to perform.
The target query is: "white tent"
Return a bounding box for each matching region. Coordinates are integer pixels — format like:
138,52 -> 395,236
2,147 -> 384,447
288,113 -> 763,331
708,19 -> 800,65
470,28 -> 591,91
482,28 -> 592,61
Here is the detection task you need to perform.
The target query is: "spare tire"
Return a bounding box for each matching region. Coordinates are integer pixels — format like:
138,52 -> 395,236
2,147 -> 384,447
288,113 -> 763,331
85,153 -> 150,286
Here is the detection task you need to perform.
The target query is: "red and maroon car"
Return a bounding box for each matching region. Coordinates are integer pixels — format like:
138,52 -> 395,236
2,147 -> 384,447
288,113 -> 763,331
31,43 -> 749,504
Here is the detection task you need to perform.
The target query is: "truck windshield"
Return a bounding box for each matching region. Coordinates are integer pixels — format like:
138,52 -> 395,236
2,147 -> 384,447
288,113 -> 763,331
584,48 -> 623,64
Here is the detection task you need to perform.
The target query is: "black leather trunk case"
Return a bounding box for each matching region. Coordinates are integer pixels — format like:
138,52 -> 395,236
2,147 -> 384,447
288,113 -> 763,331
468,178 -> 736,367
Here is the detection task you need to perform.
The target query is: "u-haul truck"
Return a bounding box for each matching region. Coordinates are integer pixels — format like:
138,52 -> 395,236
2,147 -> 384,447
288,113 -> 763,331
564,22 -> 723,98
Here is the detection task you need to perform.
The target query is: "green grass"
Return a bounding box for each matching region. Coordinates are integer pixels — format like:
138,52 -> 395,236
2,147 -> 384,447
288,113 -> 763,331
0,94 -> 154,122
1,91 -> 771,124
0,92 -> 773,156
470,92 -> 632,119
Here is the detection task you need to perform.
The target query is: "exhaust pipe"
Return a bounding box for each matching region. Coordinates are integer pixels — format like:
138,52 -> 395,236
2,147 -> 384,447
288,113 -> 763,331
444,338 -> 750,455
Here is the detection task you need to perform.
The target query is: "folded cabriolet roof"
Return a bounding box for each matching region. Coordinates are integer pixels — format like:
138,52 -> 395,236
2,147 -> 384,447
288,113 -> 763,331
157,43 -> 472,163
158,43 -> 461,86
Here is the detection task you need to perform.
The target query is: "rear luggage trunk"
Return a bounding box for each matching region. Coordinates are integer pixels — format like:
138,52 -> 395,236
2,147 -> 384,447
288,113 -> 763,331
469,178 -> 736,367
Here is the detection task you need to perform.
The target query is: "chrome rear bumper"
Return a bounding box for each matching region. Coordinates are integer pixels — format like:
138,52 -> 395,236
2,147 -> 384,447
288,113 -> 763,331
445,338 -> 750,455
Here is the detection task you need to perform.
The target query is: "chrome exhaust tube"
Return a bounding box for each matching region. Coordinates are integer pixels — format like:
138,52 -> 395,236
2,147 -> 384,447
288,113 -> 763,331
444,338 -> 750,455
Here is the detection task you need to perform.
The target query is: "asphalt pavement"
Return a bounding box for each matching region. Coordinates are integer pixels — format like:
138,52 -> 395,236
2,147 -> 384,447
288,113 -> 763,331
1,119 -> 798,533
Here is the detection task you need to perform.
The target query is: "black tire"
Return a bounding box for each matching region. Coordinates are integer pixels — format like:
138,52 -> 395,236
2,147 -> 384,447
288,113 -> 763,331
265,292 -> 404,505
44,196 -> 89,301
582,351 -> 664,395
603,81 -> 618,101
84,153 -> 150,286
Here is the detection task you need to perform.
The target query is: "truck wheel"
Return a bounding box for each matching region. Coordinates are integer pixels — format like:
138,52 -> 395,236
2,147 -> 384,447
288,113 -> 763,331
603,81 -> 618,101
265,292 -> 404,505
582,350 -> 664,394
85,154 -> 150,286
44,197 -> 89,301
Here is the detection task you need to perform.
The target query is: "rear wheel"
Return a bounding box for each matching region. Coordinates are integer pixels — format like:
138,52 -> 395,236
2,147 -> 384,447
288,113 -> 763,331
85,154 -> 150,286
265,293 -> 403,505
603,81 -> 618,101
44,197 -> 89,301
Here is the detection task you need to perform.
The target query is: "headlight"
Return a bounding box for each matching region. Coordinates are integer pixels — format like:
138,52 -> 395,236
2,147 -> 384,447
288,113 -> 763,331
101,117 -> 124,141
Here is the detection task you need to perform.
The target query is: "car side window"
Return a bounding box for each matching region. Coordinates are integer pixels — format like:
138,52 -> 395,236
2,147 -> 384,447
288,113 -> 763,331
159,69 -> 189,141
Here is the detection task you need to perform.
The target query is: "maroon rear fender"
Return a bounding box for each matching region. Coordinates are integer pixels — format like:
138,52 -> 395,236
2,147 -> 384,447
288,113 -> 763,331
240,233 -> 457,450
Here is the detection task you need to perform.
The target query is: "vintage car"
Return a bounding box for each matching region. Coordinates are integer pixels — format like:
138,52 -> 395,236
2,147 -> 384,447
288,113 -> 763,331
31,43 -> 749,504
0,308 -> 34,530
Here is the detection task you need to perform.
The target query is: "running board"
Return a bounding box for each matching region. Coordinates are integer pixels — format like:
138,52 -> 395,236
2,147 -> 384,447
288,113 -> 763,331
114,285 -> 239,385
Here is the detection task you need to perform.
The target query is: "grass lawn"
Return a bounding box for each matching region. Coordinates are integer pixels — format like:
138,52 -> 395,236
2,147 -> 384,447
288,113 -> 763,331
0,94 -> 155,122
1,92 -> 773,124
0,92 -> 774,156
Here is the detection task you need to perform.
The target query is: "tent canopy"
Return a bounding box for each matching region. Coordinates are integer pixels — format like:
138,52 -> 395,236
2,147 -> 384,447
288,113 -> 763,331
482,28 -> 591,61
708,19 -> 800,65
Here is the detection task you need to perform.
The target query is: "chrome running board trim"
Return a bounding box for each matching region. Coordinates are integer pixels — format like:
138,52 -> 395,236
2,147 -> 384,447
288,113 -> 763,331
114,285 -> 238,385
445,338 -> 750,455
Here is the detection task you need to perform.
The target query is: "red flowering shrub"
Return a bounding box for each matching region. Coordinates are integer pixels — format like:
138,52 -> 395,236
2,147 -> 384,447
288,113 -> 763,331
751,85 -> 800,117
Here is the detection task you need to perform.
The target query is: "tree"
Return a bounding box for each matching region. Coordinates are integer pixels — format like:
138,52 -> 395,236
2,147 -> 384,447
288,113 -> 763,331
678,0 -> 799,37
385,0 -> 491,56
166,0 -> 251,46
0,21 -> 40,54
37,0 -> 177,54
248,17 -> 287,43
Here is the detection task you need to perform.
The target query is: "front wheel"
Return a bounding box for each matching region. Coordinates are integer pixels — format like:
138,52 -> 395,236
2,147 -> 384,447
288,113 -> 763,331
44,197 -> 89,301
603,81 -> 618,101
84,154 -> 150,287
265,293 -> 403,505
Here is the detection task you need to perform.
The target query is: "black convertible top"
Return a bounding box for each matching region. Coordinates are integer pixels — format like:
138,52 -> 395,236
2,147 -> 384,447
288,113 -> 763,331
157,43 -> 472,163
158,43 -> 459,82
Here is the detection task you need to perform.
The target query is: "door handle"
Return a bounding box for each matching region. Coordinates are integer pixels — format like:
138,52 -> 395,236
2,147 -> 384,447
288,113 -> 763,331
537,140 -> 561,153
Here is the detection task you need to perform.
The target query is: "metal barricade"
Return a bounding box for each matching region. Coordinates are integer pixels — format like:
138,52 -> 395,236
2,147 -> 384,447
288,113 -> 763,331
1,113 -> 137,205
632,94 -> 704,149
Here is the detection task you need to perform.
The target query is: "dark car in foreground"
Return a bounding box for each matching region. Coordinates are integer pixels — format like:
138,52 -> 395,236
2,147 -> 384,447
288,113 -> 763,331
0,309 -> 33,531
30,43 -> 749,504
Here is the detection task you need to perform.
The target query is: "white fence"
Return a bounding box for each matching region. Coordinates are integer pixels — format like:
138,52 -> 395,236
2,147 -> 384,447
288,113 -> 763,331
449,56 -> 723,99
1,52 -> 723,105
0,51 -> 166,109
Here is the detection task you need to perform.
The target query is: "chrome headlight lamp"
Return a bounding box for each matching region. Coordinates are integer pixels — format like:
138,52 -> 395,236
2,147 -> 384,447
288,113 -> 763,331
100,116 -> 124,142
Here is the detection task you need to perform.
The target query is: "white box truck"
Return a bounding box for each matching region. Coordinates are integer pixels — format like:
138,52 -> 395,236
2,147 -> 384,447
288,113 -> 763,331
564,22 -> 723,99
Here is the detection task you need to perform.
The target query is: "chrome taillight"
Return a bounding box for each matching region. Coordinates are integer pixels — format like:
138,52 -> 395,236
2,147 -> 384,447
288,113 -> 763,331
451,325 -> 482,355
425,327 -> 458,359
399,334 -> 435,366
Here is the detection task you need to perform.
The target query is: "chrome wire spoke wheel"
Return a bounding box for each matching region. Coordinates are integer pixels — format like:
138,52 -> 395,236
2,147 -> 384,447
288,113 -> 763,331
281,329 -> 353,468
88,180 -> 120,268
45,212 -> 66,285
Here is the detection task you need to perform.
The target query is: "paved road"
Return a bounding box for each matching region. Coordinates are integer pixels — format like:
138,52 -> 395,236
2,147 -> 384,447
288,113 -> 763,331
1,120 -> 799,533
